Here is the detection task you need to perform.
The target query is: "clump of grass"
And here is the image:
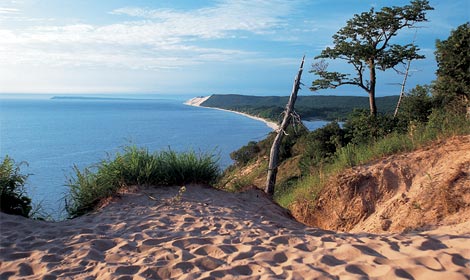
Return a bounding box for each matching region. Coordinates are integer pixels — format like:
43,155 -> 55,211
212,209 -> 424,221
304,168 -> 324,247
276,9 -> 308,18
275,174 -> 323,209
0,156 -> 32,217
216,161 -> 267,192
65,146 -> 219,218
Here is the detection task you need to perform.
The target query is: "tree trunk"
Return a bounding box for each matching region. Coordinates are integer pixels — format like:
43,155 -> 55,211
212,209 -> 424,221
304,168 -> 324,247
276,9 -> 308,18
265,56 -> 305,196
395,33 -> 416,118
394,58 -> 412,118
369,61 -> 377,116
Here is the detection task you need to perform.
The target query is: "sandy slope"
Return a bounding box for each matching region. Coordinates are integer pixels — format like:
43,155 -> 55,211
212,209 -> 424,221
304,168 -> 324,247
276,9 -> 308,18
184,96 -> 211,107
1,185 -> 469,279
295,135 -> 470,234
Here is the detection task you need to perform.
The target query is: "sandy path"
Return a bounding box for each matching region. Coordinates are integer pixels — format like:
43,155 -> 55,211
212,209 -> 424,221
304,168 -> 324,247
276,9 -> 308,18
1,185 -> 469,279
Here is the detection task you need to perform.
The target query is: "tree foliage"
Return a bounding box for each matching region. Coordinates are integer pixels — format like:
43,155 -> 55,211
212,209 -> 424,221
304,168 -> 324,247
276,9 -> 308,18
433,22 -> 470,111
230,141 -> 260,165
202,94 -> 399,121
310,0 -> 433,116
298,122 -> 345,172
398,84 -> 434,124
343,110 -> 401,145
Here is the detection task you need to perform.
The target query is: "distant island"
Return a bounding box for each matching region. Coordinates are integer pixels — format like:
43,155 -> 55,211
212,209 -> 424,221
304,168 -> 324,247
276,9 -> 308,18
195,94 -> 400,122
51,96 -> 147,101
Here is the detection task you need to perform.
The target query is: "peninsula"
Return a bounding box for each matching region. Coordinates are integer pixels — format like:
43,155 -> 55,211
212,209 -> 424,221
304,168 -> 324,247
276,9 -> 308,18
185,95 -> 280,131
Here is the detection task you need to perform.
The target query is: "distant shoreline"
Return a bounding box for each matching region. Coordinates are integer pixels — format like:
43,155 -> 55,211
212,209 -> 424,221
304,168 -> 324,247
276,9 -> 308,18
51,96 -> 150,101
185,96 -> 279,131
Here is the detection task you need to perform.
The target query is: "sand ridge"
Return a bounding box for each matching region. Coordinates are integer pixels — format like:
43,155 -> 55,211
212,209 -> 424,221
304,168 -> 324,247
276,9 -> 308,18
1,185 -> 469,279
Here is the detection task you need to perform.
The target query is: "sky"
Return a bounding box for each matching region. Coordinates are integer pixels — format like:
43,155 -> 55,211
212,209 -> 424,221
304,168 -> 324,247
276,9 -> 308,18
0,0 -> 468,96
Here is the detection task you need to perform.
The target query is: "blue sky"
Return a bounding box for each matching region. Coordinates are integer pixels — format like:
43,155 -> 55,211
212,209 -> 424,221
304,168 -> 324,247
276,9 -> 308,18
0,0 -> 468,96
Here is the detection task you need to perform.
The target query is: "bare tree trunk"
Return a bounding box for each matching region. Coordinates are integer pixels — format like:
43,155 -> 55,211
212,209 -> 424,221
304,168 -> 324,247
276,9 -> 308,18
394,57 -> 412,118
265,56 -> 305,196
368,60 -> 377,117
395,32 -> 417,118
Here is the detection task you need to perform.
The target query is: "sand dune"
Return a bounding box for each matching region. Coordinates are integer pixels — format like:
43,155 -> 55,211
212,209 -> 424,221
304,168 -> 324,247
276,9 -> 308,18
1,185 -> 469,279
184,96 -> 280,131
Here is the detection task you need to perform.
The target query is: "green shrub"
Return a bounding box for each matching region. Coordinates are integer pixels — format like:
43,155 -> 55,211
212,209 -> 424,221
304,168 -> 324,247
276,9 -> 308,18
65,147 -> 220,218
230,141 -> 261,165
398,85 -> 434,124
373,132 -> 414,156
335,143 -> 359,167
418,106 -> 470,141
343,109 -> 402,145
278,125 -> 308,161
298,122 -> 344,172
0,156 -> 32,217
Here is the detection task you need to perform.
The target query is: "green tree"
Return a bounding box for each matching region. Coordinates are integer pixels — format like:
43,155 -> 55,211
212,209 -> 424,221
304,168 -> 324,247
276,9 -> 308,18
299,122 -> 345,172
310,0 -> 433,116
399,84 -> 434,124
230,141 -> 260,165
433,22 -> 470,115
343,110 -> 399,145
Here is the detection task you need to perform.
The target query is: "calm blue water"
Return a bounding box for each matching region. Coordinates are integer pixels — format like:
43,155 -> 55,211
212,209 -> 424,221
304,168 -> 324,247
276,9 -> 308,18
0,96 -> 327,218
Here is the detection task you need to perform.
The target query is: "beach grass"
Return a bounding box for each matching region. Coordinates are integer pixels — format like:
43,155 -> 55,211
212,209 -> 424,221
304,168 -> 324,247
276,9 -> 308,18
65,146 -> 220,218
0,156 -> 32,218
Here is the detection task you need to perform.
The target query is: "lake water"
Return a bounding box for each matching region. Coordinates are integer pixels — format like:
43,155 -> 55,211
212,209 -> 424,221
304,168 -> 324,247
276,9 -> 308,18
0,95 -> 327,218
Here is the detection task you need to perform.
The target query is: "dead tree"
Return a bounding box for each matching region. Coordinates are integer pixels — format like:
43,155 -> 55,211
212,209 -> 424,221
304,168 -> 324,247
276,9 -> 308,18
394,31 -> 417,118
394,57 -> 412,118
265,56 -> 305,196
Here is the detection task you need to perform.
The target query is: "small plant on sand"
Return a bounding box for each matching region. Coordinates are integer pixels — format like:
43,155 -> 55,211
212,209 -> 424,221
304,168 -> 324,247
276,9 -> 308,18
412,201 -> 422,210
168,186 -> 187,204
0,156 -> 32,217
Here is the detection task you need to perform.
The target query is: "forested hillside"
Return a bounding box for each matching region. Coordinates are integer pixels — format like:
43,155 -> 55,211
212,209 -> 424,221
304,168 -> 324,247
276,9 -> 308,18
201,94 -> 399,121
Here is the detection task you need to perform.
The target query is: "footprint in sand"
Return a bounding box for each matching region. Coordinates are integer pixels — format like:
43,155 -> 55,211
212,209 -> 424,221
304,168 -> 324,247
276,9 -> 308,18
91,239 -> 116,251
18,263 -> 34,276
114,265 -> 141,275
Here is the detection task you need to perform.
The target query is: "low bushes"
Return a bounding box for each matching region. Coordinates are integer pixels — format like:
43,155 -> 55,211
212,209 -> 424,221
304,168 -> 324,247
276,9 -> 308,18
65,147 -> 220,218
230,141 -> 260,165
283,106 -> 470,211
0,156 -> 32,217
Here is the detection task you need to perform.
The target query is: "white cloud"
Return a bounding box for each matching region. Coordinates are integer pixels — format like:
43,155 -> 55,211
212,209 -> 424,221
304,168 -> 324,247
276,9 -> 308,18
1,0 -> 300,71
110,0 -> 292,38
0,7 -> 19,14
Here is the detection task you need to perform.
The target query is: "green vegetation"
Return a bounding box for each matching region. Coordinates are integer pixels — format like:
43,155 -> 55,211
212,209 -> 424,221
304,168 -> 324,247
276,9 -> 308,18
65,147 -> 220,218
230,141 -> 260,166
219,95 -> 469,209
217,21 -> 470,216
201,94 -> 399,122
0,156 -> 32,217
310,0 -> 433,116
434,22 -> 470,114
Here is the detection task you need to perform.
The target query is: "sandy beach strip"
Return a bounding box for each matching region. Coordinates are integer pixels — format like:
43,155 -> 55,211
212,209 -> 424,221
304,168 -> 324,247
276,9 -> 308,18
185,96 -> 280,131
1,185 -> 469,279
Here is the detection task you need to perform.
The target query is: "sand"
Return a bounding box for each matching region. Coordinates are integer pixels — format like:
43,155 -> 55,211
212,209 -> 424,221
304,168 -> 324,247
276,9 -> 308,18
1,185 -> 469,279
295,135 -> 470,234
184,96 -> 280,131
